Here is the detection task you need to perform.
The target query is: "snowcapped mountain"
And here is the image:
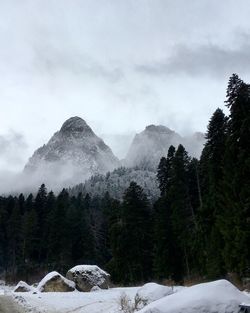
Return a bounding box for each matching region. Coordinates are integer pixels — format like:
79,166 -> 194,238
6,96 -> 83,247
24,117 -> 120,189
21,118 -> 204,192
125,125 -> 205,169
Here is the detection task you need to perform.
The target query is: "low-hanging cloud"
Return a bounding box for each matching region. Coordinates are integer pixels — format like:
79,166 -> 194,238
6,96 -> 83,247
0,131 -> 28,170
1,0 -> 250,194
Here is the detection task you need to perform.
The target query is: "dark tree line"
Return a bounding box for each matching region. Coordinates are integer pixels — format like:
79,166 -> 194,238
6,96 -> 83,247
0,74 -> 249,285
154,74 -> 250,282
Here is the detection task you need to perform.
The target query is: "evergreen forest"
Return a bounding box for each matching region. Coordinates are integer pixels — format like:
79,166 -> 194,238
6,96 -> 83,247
0,74 -> 249,285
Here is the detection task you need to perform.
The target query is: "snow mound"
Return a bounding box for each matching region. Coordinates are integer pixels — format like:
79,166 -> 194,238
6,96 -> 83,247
66,265 -> 110,291
138,280 -> 250,313
37,271 -> 75,292
136,283 -> 173,304
14,281 -> 34,292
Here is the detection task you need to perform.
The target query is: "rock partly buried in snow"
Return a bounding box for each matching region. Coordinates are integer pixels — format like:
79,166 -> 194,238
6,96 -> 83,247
37,271 -> 75,292
136,283 -> 173,304
14,281 -> 34,292
66,265 -> 110,292
137,279 -> 250,313
90,285 -> 101,292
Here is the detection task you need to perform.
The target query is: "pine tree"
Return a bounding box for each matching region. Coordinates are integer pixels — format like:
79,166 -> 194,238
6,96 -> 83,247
168,145 -> 194,281
198,108 -> 227,278
0,197 -> 8,273
220,74 -> 250,276
22,194 -> 38,281
7,198 -> 23,281
153,197 -> 175,280
157,145 -> 176,196
154,145 -> 176,279
34,184 -> 47,263
47,189 -> 71,272
110,182 -> 152,283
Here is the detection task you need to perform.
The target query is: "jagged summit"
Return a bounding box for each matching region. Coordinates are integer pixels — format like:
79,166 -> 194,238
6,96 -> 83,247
60,116 -> 94,136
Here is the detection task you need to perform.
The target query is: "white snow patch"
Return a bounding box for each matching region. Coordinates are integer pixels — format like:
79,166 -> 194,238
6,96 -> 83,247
136,283 -> 173,304
11,279 -> 249,313
14,281 -> 35,292
13,287 -> 140,313
0,280 -> 14,295
138,279 -> 250,313
69,265 -> 109,276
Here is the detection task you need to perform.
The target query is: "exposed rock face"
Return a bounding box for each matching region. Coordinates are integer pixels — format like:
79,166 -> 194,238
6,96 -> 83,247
66,265 -> 110,292
37,271 -> 75,292
125,125 -> 205,169
24,117 -> 120,189
125,125 -> 181,169
14,281 -> 34,292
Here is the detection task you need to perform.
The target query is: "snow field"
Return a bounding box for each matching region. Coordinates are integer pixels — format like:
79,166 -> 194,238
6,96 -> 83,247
4,279 -> 250,313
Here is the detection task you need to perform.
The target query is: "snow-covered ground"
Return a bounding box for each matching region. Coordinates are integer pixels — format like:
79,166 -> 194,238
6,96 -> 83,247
0,280 -> 14,294
13,286 -> 140,313
138,280 -> 250,313
0,279 -> 249,313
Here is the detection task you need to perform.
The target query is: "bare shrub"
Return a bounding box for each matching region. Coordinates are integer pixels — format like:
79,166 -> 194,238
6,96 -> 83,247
118,292 -> 148,313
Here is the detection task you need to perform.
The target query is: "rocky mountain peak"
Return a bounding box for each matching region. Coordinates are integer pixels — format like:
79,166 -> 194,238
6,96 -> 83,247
24,116 -> 120,190
60,116 -> 94,136
125,124 -> 205,169
145,124 -> 173,134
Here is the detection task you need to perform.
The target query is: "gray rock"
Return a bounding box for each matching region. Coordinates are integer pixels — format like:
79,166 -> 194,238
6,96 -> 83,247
37,271 -> 75,292
66,265 -> 110,292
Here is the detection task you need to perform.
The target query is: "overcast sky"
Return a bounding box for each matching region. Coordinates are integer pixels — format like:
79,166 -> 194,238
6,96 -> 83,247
1,0 -> 250,172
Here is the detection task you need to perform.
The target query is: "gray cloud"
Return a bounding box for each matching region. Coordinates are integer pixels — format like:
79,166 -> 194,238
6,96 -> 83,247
1,0 -> 250,178
136,41 -> 250,78
0,131 -> 28,170
32,44 -> 124,83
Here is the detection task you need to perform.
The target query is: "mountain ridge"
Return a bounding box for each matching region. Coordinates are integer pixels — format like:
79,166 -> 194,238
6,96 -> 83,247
23,116 -> 205,191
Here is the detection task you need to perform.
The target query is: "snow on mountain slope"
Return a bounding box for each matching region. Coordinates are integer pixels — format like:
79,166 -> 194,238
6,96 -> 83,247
69,167 -> 160,201
24,117 -> 120,189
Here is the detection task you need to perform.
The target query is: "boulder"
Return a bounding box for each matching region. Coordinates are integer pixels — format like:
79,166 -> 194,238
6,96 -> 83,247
37,271 -> 75,292
14,281 -> 34,292
66,265 -> 110,292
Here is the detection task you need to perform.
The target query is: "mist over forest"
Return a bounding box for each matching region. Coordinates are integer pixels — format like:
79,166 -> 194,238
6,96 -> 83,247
0,2 -> 249,313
